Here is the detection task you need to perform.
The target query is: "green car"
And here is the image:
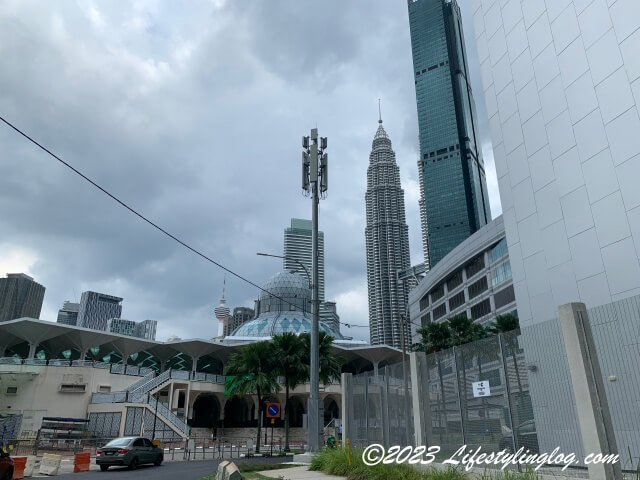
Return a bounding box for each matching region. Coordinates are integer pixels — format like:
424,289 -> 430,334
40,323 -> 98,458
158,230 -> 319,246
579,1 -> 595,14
96,437 -> 163,471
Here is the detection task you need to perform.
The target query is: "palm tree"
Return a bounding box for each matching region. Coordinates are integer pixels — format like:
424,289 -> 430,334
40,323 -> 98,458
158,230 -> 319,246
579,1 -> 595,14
272,333 -> 307,451
226,341 -> 280,453
299,332 -> 344,384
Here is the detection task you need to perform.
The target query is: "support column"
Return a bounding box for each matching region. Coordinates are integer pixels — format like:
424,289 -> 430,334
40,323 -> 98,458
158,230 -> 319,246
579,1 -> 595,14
79,349 -> 88,361
410,352 -> 430,447
559,302 -> 621,480
373,361 -> 379,377
191,356 -> 199,375
27,343 -> 38,360
160,360 -> 167,373
340,373 -> 353,447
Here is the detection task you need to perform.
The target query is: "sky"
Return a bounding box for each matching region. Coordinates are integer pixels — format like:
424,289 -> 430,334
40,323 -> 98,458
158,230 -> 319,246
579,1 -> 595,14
0,0 -> 501,343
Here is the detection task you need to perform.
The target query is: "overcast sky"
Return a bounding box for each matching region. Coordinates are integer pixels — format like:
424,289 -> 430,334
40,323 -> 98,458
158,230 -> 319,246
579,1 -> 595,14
0,0 -> 501,342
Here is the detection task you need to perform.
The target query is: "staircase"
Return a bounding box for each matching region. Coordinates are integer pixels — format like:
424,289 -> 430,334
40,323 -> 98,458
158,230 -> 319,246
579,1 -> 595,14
91,369 -> 190,439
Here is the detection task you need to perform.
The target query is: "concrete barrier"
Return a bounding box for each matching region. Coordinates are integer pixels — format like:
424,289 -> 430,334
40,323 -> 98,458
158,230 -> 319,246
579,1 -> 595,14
11,456 -> 26,479
38,454 -> 62,476
73,452 -> 91,473
23,456 -> 36,477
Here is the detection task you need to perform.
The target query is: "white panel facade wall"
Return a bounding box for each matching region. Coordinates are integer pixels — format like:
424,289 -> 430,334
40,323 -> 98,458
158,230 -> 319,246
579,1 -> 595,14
472,0 -> 640,327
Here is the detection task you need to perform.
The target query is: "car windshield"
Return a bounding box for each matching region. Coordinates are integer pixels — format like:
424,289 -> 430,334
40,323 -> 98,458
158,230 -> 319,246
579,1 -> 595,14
104,438 -> 134,447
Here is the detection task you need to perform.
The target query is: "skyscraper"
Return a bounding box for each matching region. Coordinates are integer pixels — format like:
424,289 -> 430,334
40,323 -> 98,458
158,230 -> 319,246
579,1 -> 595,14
283,218 -> 324,301
56,301 -> 80,326
77,291 -> 123,331
135,319 -> 157,340
0,273 -> 45,322
409,0 -> 491,268
365,116 -> 412,348
225,307 -> 254,337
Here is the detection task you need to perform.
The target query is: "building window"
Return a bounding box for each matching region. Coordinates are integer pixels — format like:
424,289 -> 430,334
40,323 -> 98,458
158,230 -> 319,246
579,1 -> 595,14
466,255 -> 485,278
448,291 -> 465,311
492,260 -> 512,287
421,313 -> 431,326
494,285 -> 516,309
433,303 -> 447,321
470,299 -> 491,320
419,293 -> 429,311
59,384 -> 87,393
430,284 -> 445,302
446,271 -> 463,291
489,238 -> 508,264
468,276 -> 488,299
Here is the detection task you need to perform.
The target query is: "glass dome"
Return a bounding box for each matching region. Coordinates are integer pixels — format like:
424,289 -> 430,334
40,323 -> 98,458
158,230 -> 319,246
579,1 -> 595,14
230,311 -> 343,339
228,271 -> 343,339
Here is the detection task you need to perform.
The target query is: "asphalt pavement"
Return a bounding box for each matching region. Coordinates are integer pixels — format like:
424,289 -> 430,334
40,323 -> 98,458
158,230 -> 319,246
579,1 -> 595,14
48,455 -> 293,480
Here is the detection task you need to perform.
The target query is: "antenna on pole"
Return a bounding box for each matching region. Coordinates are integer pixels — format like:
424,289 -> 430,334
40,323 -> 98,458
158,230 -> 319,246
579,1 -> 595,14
378,98 -> 382,124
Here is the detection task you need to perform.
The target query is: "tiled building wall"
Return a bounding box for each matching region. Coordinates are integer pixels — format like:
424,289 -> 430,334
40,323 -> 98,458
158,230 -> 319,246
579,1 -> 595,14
472,0 -> 640,328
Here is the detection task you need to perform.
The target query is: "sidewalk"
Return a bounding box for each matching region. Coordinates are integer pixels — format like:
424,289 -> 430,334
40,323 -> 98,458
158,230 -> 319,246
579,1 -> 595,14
258,466 -> 346,480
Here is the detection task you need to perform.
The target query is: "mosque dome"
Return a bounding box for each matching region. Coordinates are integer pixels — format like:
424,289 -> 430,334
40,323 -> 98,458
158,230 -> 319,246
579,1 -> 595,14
229,271 -> 343,339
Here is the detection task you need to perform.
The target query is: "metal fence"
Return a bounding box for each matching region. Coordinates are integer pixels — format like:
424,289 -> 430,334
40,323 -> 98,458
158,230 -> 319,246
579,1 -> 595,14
343,362 -> 413,449
412,332 -> 537,461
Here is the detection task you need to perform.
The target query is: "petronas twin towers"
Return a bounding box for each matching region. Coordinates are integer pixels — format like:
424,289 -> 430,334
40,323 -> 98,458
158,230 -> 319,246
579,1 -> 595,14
365,116 -> 412,349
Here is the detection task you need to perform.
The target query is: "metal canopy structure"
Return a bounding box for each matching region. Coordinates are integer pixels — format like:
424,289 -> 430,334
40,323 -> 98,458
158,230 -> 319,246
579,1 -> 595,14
0,318 -> 400,373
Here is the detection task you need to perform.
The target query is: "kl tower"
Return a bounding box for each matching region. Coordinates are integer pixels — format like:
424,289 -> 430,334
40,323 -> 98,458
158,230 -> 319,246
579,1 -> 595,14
214,279 -> 230,338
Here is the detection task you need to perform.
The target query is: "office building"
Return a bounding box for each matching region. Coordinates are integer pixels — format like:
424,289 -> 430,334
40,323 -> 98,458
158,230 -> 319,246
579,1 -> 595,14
319,301 -> 340,334
77,291 -> 123,331
408,0 -> 491,268
408,215 -> 516,342
135,319 -> 157,341
56,301 -> 80,326
283,218 -> 324,302
0,273 -> 45,322
473,0 -> 640,462
365,117 -> 412,349
224,307 -> 254,337
107,318 -> 136,337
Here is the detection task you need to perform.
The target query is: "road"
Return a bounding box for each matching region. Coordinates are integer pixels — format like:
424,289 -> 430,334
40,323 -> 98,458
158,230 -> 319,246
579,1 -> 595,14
48,455 -> 293,480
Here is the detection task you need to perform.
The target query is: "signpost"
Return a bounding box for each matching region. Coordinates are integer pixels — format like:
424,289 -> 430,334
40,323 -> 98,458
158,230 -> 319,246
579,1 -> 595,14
266,403 -> 280,456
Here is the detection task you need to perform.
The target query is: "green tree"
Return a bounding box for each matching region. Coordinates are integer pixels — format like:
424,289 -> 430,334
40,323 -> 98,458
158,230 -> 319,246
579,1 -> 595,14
272,333 -> 307,451
226,341 -> 280,453
300,331 -> 344,385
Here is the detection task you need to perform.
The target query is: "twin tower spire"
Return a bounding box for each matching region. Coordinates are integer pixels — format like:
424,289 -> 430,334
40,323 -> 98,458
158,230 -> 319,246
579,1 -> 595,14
365,102 -> 412,348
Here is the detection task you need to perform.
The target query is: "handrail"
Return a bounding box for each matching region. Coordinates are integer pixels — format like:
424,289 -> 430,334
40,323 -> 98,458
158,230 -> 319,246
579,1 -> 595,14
131,369 -> 171,395
126,370 -> 156,392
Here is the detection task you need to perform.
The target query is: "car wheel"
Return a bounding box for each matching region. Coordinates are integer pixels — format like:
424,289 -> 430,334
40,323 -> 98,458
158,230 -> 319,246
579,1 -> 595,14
154,454 -> 163,466
128,457 -> 139,470
100,465 -> 109,471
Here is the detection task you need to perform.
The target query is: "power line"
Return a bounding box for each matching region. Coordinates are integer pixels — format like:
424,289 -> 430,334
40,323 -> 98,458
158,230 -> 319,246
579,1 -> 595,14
0,115 -> 306,309
0,115 -> 386,334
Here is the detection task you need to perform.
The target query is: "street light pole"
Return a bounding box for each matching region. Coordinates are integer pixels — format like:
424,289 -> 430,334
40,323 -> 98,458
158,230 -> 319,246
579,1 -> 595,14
302,128 -> 328,452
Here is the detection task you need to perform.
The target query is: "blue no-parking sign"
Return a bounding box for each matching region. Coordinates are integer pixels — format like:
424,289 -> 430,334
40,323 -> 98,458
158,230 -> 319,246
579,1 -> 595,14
266,402 -> 281,418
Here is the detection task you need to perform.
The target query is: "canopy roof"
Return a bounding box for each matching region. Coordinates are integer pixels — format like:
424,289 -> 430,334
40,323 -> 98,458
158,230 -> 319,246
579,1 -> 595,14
0,318 -> 403,371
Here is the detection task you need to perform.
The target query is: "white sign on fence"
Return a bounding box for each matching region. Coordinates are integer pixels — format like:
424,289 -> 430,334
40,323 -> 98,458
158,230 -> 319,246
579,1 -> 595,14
472,381 -> 491,398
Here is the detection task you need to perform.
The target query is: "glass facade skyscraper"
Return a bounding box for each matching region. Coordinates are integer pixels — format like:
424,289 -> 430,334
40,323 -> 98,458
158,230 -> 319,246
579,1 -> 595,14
77,291 -> 123,331
409,0 -> 491,268
0,273 -> 45,322
56,301 -> 80,326
283,218 -> 324,301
